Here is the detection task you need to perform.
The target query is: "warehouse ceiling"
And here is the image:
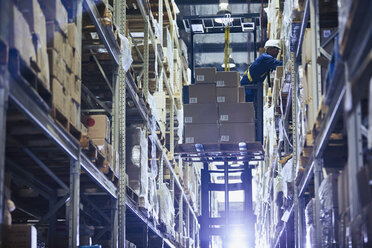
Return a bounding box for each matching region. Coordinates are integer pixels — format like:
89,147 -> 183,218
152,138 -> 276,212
175,0 -> 268,73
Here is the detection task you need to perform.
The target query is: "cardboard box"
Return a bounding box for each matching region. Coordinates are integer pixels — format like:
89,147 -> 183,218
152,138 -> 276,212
48,48 -> 63,83
17,0 -> 50,90
72,50 -> 82,79
10,6 -> 36,67
39,0 -> 68,33
184,104 -> 218,124
188,83 -> 216,104
302,28 -> 312,65
215,71 -> 240,88
218,103 -> 255,123
92,138 -> 108,156
195,67 -> 216,83
68,74 -> 81,104
185,124 -> 219,144
69,98 -> 81,129
86,115 -> 110,140
46,21 -> 64,53
3,224 -> 37,248
238,87 -> 246,103
107,144 -> 112,164
67,23 -> 78,49
219,123 -> 256,143
52,79 -> 67,114
63,43 -> 74,70
216,87 -> 238,103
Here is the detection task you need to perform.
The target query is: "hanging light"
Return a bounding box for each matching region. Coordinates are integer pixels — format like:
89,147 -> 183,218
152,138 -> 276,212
221,54 -> 236,69
215,1 -> 232,24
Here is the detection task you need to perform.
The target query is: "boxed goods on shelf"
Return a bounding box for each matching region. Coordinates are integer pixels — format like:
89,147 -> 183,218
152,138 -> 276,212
67,76 -> 81,104
69,97 -> 81,129
52,78 -> 69,117
39,0 -> 68,33
86,115 -> 110,141
158,183 -> 175,234
3,224 -> 37,248
302,28 -> 312,66
10,6 -> 36,68
319,173 -> 338,247
46,22 -> 65,54
127,126 -> 148,169
305,198 -> 316,247
17,0 -> 50,89
126,126 -> 149,208
48,48 -> 65,83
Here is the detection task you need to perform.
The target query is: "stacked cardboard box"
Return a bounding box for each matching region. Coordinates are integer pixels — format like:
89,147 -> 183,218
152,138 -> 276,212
10,5 -> 36,69
184,67 -> 255,144
85,114 -> 110,149
15,0 -> 50,90
3,224 -> 37,248
36,0 -> 82,130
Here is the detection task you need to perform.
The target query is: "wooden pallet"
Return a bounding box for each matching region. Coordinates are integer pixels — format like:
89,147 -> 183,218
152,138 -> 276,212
81,134 -> 119,182
8,48 -> 52,110
126,186 -> 139,205
51,106 -> 82,142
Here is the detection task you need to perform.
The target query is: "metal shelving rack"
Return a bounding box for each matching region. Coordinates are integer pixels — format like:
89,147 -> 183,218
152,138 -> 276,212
0,0 -> 199,247
260,0 -> 372,247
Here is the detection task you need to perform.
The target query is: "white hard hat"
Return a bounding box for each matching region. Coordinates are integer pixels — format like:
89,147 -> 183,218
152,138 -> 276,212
264,39 -> 281,49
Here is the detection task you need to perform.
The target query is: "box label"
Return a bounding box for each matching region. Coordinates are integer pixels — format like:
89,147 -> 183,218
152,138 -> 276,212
217,96 -> 225,103
186,137 -> 194,143
189,97 -> 197,104
196,75 -> 204,81
185,117 -> 193,123
221,135 -> 230,142
220,115 -> 229,121
216,80 -> 225,87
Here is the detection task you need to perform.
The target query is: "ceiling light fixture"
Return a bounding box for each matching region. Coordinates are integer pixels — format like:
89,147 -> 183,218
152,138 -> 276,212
215,1 -> 232,25
221,55 -> 236,69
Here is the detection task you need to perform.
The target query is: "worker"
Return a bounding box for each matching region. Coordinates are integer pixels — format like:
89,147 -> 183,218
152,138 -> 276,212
241,39 -> 283,102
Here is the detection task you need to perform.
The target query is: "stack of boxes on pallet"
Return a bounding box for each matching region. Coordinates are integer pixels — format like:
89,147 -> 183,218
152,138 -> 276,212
300,27 -> 336,135
11,0 -> 82,133
85,114 -> 115,173
184,67 -> 255,144
11,0 -> 50,90
40,0 -> 82,131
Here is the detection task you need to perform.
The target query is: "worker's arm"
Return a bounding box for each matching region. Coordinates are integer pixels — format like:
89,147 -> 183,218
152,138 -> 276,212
267,56 -> 283,70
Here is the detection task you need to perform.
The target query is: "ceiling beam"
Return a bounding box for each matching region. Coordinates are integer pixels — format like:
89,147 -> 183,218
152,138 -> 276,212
175,0 -> 268,4
193,42 -> 261,53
